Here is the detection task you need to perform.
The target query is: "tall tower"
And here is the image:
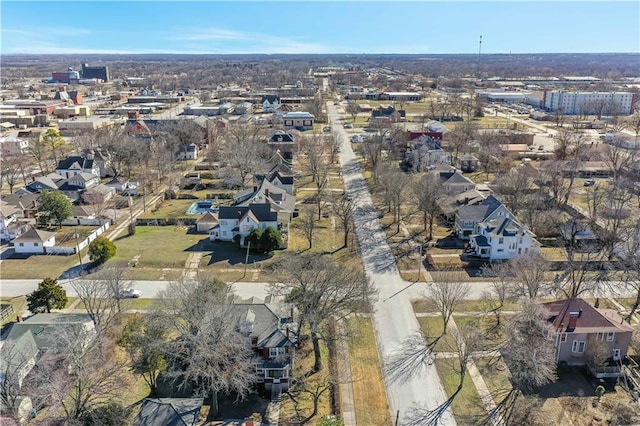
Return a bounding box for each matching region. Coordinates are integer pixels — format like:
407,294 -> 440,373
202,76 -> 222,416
478,35 -> 482,58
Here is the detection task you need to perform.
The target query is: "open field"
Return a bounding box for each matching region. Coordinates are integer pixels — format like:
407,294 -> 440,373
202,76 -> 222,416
347,316 -> 391,426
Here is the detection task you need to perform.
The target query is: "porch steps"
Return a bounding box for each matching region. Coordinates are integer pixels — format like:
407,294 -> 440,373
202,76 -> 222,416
266,387 -> 282,425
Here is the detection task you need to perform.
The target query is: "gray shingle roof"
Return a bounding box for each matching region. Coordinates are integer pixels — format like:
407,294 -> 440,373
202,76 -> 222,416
218,203 -> 277,222
56,156 -> 94,171
134,398 -> 204,426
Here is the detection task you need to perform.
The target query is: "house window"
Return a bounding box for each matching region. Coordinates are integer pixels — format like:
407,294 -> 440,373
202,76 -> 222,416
607,332 -> 615,341
572,340 -> 586,354
34,243 -> 39,247
267,369 -> 286,379
19,242 -> 24,247
242,225 -> 252,232
597,332 -> 604,341
269,347 -> 286,358
497,249 -> 503,252
612,349 -> 621,360
560,333 -> 567,342
499,238 -> 504,244
222,231 -> 228,236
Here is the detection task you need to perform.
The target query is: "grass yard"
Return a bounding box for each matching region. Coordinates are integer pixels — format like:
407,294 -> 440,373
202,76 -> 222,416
1,252 -> 79,279
412,299 -> 522,314
138,199 -> 197,220
110,226 -> 204,272
279,336 -> 334,424
474,356 -> 513,405
347,316 -> 391,426
416,316 -> 456,353
433,358 -> 486,424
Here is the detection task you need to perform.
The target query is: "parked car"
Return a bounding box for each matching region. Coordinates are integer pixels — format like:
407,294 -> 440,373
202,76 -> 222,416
344,123 -> 353,129
538,145 -> 545,151
303,196 -> 319,204
119,288 -> 142,298
323,126 -> 332,132
584,179 -> 596,187
350,134 -> 363,143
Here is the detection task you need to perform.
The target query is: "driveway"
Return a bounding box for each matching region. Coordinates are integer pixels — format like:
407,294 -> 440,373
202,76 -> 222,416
328,102 -> 456,425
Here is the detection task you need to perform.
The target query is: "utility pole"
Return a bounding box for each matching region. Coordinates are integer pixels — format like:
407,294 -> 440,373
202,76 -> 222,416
417,244 -> 422,282
74,225 -> 83,275
243,241 -> 251,278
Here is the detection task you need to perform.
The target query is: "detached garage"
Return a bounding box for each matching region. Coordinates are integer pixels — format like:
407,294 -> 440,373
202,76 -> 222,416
12,227 -> 56,254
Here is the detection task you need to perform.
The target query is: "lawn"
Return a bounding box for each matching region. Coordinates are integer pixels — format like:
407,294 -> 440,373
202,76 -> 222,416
433,358 -> 486,424
474,356 -> 513,405
110,225 -> 205,273
416,316 -> 456,353
138,198 -> 197,220
279,335 -> 334,424
1,252 -> 80,279
347,316 -> 391,426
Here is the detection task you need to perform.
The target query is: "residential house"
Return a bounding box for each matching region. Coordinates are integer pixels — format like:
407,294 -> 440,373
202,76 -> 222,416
438,188 -> 489,221
83,149 -> 113,178
233,179 -> 296,223
57,173 -> 101,202
210,203 -> 278,246
371,105 -> 406,123
134,398 -> 204,426
12,226 -> 56,254
267,130 -> 296,162
264,168 -> 295,195
541,298 -> 633,377
234,101 -> 254,115
466,216 -> 540,260
0,200 -> 20,241
459,154 -> 480,173
433,167 -> 476,195
177,144 -> 198,161
195,212 -> 218,233
18,173 -> 65,195
0,136 -> 29,156
2,193 -> 39,221
6,313 -> 96,350
403,136 -> 451,172
262,95 -> 281,113
0,331 -> 39,401
454,195 -> 509,240
55,155 -> 100,179
81,184 -> 116,205
230,302 -> 297,392
105,176 -> 128,193
282,112 -> 314,131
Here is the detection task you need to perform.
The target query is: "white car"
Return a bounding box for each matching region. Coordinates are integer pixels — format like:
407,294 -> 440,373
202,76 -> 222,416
350,134 -> 363,143
119,288 -> 142,298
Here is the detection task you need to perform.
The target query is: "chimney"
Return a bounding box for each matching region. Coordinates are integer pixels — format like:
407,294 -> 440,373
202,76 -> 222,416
578,309 -> 583,318
265,188 -> 269,197
16,314 -> 23,322
286,327 -> 290,339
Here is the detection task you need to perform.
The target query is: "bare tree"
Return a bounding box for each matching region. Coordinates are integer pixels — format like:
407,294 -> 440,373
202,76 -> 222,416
599,143 -> 636,182
331,193 -> 357,249
0,337 -> 36,419
345,101 -> 360,122
154,277 -> 257,415
220,125 -> 269,187
402,324 -> 480,426
506,253 -> 550,300
492,166 -> 534,215
271,253 -> 377,372
426,278 -> 470,334
71,265 -> 131,332
24,328 -> 127,422
28,137 -> 49,174
412,173 -> 444,240
379,167 -> 410,233
585,335 -> 610,375
480,261 -> 512,327
297,206 -> 317,250
0,155 -> 21,194
620,220 -> 640,319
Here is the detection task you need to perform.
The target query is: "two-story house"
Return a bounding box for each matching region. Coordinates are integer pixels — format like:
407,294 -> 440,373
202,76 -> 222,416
467,216 -> 540,260
455,195 -> 508,240
0,194 -> 38,241
57,173 -> 101,202
234,179 -> 296,222
209,203 -> 278,246
267,130 -> 296,163
230,302 -> 297,392
541,298 -> 633,378
0,200 -> 20,241
55,155 -> 100,179
18,173 -> 65,195
261,95 -> 281,113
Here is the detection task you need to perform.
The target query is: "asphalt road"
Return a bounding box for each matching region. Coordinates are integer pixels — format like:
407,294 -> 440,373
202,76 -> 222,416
328,102 -> 456,425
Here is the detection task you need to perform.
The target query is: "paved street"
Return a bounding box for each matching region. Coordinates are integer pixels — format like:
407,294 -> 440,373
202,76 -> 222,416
328,102 -> 456,425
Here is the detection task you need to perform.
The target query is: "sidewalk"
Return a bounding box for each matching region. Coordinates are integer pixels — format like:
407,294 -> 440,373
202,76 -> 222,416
335,319 -> 356,426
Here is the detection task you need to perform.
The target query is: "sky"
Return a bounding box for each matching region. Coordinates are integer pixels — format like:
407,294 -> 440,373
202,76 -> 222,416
1,1 -> 638,55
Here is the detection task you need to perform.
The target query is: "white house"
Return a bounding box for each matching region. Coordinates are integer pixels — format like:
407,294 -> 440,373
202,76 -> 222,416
55,155 -> 100,179
234,179 -> 296,222
282,112 -> 314,130
455,195 -> 511,240
0,200 -> 20,241
12,227 -> 56,254
261,95 -> 281,113
209,203 -> 278,246
466,216 -> 540,260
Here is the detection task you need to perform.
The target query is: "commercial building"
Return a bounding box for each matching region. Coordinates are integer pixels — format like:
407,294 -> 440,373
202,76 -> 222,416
81,63 -> 109,82
543,90 -> 638,115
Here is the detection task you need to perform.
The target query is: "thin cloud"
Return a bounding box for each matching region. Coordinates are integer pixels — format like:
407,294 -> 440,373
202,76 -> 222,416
169,27 -> 331,54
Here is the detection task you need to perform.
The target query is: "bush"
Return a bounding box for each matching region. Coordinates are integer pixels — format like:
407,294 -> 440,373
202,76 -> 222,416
88,236 -> 117,265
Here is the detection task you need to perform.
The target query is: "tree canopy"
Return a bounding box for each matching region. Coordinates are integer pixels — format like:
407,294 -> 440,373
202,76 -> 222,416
88,236 -> 117,265
37,191 -> 73,227
26,277 -> 68,313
